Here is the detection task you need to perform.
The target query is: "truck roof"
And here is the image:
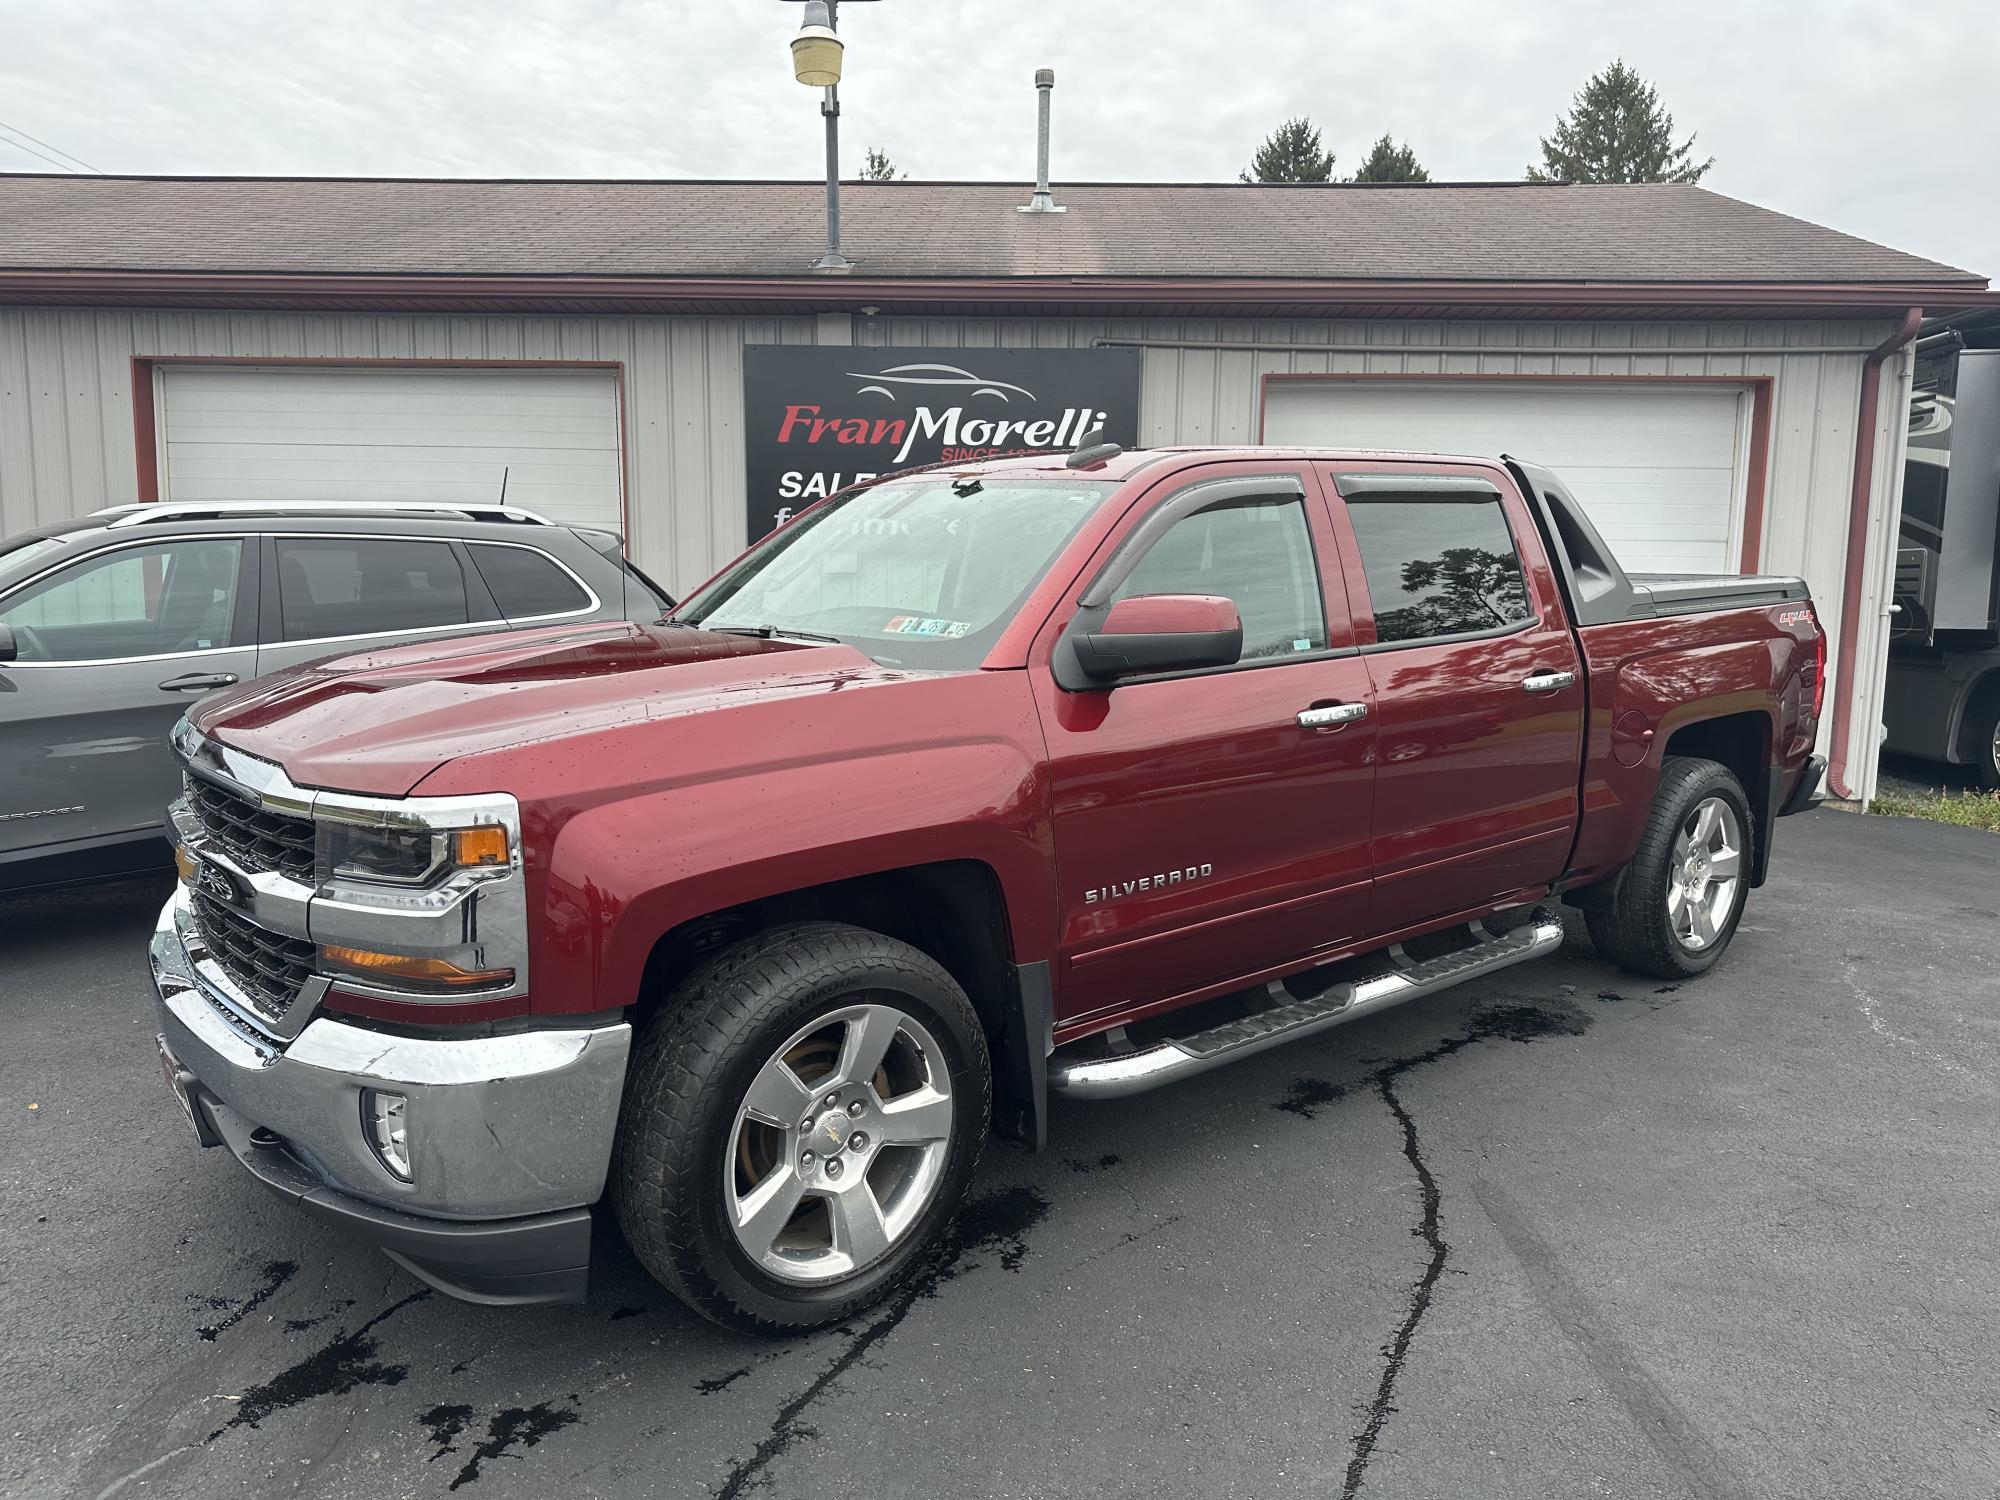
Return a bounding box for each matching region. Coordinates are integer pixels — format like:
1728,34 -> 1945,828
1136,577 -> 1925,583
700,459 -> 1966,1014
910,445 -> 1509,484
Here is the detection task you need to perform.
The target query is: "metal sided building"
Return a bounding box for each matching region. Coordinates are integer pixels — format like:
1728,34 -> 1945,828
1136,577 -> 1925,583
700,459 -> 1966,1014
1,173 -> 1994,801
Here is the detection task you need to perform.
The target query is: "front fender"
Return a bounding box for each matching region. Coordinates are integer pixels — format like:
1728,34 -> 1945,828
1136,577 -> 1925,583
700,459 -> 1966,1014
545,739 -> 1056,1010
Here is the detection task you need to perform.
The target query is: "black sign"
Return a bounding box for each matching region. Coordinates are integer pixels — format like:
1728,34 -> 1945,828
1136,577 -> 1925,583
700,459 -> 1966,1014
742,345 -> 1141,543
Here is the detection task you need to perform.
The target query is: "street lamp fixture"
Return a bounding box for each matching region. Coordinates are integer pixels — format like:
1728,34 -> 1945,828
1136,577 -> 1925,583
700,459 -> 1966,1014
790,2 -> 843,86
784,0 -> 876,272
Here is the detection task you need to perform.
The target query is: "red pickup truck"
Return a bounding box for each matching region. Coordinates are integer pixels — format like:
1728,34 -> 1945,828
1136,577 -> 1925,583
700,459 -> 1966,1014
151,446 -> 1826,1332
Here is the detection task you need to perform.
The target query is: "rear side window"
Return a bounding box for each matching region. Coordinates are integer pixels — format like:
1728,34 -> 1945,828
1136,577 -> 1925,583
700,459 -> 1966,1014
1113,496 -> 1328,661
1345,497 -> 1534,646
468,544 -> 591,619
276,538 -> 469,642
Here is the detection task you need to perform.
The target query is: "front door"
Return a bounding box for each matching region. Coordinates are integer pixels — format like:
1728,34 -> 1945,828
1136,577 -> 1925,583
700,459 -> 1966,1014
1034,469 -> 1377,1026
1325,468 -> 1585,932
0,534 -> 258,869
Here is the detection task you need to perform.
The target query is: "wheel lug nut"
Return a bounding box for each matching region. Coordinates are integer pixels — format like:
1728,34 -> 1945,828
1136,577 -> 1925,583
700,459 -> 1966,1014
825,1158 -> 843,1179
823,1094 -> 840,1109
848,1101 -> 865,1118
850,1131 -> 868,1151
800,1151 -> 815,1168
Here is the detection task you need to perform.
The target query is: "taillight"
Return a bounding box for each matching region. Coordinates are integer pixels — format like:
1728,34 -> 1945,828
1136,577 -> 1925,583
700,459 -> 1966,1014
1810,607 -> 1827,718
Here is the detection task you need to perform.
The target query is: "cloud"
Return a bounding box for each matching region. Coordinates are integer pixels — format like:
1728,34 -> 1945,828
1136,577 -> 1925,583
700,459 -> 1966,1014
1,0 -> 1991,277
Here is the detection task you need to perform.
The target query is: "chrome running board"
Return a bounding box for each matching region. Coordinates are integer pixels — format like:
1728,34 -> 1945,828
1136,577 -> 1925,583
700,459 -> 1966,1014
1047,912 -> 1566,1100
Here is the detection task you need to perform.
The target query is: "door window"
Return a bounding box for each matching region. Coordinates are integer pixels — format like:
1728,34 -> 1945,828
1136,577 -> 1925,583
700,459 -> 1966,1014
276,538 -> 470,641
1113,496 -> 1328,661
0,539 -> 243,662
1344,497 -> 1534,646
468,544 -> 591,619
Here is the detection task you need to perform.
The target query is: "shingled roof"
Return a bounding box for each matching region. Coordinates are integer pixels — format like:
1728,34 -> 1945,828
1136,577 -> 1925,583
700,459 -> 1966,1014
0,175 -> 1985,319
1,174 -> 1978,281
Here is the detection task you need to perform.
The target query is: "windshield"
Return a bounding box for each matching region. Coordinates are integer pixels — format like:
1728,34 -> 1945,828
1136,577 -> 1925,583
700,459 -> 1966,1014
677,477 -> 1119,669
1,536 -> 67,569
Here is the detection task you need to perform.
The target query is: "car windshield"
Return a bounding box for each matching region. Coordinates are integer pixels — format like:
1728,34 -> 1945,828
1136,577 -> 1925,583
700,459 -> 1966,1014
677,477 -> 1119,670
0,536 -> 67,575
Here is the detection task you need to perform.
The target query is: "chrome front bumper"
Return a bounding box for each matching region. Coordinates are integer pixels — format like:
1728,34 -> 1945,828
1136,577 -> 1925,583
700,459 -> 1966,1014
150,886 -> 631,1224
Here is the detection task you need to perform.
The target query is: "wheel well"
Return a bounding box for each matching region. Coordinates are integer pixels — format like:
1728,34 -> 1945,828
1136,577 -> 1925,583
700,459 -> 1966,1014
1953,668 -> 2000,765
636,860 -> 1018,1050
1661,713 -> 1768,798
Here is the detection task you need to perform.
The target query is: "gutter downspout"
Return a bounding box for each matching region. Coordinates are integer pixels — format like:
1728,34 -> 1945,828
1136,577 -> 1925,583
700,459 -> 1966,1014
1826,306 -> 1922,800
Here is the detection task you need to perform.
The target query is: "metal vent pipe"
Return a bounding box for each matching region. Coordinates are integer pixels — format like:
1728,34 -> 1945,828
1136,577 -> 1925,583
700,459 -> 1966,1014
1020,69 -> 1064,214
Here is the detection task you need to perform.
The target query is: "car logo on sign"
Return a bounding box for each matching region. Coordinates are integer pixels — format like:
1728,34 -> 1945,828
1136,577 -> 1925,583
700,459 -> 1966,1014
848,362 -> 1038,404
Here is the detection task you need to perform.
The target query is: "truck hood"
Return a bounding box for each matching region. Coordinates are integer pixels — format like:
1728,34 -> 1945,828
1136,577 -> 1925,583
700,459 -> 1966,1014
192,621 -> 916,795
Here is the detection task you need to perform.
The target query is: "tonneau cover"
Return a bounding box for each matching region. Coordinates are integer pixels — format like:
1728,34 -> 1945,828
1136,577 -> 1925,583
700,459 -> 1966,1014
1627,572 -> 1810,617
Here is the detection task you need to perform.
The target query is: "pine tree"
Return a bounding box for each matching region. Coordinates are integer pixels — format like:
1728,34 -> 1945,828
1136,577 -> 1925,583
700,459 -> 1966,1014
1240,117 -> 1336,184
1527,60 -> 1712,184
860,147 -> 906,182
1351,135 -> 1430,183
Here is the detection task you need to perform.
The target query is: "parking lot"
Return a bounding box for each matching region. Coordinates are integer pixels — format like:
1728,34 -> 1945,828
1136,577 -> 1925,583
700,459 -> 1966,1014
2,808 -> 1996,1500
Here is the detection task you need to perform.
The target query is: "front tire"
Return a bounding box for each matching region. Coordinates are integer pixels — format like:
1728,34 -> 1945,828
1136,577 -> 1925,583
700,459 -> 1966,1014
613,921 -> 990,1334
1585,757 -> 1753,981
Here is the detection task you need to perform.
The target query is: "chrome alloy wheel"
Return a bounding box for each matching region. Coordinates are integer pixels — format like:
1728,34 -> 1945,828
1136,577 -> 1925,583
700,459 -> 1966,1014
725,1002 -> 955,1284
1667,794 -> 1743,951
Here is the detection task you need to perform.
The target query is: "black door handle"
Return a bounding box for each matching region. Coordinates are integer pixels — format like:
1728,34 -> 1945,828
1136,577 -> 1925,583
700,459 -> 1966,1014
158,672 -> 239,692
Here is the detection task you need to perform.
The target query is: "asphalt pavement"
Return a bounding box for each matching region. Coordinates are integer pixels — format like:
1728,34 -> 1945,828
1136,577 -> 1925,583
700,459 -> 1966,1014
3,808 -> 1997,1500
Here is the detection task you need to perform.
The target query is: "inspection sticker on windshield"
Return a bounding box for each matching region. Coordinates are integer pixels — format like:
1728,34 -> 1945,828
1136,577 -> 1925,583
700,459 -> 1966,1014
883,615 -> 971,638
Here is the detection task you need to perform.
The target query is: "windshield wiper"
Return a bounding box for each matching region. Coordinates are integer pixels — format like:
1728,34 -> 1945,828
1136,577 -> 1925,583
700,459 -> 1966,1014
706,623 -> 843,644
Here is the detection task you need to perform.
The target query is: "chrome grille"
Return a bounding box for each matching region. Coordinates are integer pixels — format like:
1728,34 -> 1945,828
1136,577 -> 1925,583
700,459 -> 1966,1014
190,889 -> 316,1015
187,774 -> 315,882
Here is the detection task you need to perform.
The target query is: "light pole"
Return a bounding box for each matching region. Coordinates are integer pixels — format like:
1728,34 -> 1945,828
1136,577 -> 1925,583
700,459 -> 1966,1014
786,0 -> 876,271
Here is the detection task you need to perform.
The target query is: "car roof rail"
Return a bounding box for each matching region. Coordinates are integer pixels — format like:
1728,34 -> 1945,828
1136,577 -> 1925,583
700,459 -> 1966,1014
92,499 -> 554,529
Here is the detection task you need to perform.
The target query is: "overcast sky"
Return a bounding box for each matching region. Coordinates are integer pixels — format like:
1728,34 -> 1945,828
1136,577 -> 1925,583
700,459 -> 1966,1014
1,0 -> 1993,279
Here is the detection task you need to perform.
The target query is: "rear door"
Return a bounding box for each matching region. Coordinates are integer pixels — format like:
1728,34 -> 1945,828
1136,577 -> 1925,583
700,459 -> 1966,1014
0,534 -> 258,862
1034,464 -> 1377,1025
1324,465 -> 1585,932
255,532 -> 508,676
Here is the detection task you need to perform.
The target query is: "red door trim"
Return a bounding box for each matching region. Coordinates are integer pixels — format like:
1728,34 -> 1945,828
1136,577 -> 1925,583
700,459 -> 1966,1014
128,355 -> 632,537
1255,371 -> 1777,573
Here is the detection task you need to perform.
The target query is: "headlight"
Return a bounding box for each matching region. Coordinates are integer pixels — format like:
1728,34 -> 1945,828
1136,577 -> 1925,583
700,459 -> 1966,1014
325,822 -> 450,886
321,821 -> 512,888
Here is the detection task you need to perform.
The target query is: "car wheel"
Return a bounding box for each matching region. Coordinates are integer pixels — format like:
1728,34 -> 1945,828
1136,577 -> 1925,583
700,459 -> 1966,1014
613,920 -> 990,1334
1585,756 -> 1753,981
1971,694 -> 2000,792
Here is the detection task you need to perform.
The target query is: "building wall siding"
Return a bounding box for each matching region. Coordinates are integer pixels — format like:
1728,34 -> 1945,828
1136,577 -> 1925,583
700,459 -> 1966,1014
0,306 -> 1908,797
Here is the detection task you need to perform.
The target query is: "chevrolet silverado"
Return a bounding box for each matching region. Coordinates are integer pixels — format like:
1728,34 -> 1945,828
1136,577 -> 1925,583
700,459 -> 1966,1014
149,445 -> 1826,1332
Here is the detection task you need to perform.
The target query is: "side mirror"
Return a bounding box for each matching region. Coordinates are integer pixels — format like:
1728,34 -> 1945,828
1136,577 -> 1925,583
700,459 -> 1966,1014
0,624 -> 15,664
1072,594 -> 1242,682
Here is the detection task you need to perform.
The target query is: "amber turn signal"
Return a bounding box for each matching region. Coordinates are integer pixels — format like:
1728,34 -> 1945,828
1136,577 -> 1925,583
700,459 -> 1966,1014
453,826 -> 510,868
174,845 -> 197,884
320,944 -> 514,990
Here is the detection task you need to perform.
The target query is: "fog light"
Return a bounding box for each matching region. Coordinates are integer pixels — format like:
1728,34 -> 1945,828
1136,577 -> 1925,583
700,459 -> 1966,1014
362,1089 -> 411,1181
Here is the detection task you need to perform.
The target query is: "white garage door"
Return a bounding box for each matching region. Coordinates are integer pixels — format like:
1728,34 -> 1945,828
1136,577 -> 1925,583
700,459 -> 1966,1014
1263,379 -> 1750,574
156,365 -> 624,532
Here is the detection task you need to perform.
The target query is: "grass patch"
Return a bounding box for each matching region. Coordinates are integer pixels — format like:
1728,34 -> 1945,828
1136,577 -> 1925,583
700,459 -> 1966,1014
1870,790 -> 2000,833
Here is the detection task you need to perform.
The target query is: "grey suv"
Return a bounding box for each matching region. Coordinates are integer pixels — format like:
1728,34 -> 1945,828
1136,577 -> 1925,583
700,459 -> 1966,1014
0,500 -> 671,892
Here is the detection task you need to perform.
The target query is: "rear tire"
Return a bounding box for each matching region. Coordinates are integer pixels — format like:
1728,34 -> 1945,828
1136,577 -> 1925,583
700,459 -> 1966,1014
1969,694 -> 2000,792
613,921 -> 990,1335
1585,757 -> 1753,981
